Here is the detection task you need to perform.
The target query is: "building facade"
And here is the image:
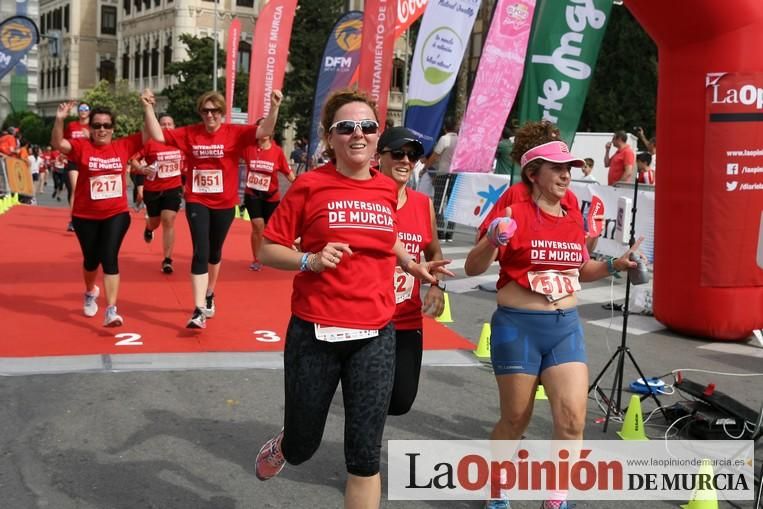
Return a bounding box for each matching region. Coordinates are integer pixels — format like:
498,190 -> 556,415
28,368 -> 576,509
0,0 -> 40,122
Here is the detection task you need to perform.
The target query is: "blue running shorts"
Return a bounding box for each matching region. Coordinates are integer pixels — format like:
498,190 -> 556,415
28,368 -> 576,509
490,306 -> 586,376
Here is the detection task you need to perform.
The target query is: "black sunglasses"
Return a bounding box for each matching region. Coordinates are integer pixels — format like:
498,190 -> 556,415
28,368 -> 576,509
90,123 -> 113,130
329,119 -> 379,135
381,149 -> 421,161
200,108 -> 222,115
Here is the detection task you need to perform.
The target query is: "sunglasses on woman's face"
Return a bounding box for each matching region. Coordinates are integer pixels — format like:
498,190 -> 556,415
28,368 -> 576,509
381,149 -> 421,161
200,108 -> 222,115
328,119 -> 379,135
90,123 -> 113,130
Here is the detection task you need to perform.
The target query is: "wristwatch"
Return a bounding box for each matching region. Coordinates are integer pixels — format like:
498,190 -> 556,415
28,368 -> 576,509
431,280 -> 446,291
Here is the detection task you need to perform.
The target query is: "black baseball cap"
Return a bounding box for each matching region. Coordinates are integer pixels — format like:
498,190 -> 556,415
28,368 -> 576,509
378,127 -> 424,154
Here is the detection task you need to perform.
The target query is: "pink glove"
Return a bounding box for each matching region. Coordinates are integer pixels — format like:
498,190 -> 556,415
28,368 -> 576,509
486,216 -> 517,247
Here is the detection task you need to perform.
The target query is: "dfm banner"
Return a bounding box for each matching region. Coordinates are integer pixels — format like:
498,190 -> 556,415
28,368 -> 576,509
450,0 -> 535,173
627,0 -> 763,340
224,18 -> 241,123
358,0 -> 397,126
702,72 -> 763,287
308,11 -> 364,164
247,0 -> 298,123
0,16 -> 39,82
404,0 -> 481,154
517,0 -> 612,149
394,0 -> 428,38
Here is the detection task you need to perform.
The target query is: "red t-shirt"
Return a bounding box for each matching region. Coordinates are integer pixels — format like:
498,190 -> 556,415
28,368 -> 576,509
638,168 -> 655,185
163,123 -> 258,209
478,182 -> 580,239
607,145 -> 635,185
497,200 -> 589,291
264,162 -> 399,330
137,140 -> 185,192
242,143 -> 291,202
65,120 -> 89,140
69,134 -> 144,220
393,188 -> 433,330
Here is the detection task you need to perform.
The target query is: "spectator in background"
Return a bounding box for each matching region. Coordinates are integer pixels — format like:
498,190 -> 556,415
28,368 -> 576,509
0,127 -> 19,156
27,144 -> 41,204
426,118 -> 459,241
636,151 -> 655,185
579,157 -> 598,183
604,130 -> 634,186
635,126 -> 656,171
289,139 -> 307,175
38,145 -> 51,193
494,125 -> 515,176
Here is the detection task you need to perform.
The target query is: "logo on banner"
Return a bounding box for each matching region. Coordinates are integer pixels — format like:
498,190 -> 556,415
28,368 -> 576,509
502,2 -> 531,32
421,27 -> 463,86
335,19 -> 362,51
0,16 -> 39,81
475,183 -> 507,217
398,0 -> 428,25
726,181 -> 738,192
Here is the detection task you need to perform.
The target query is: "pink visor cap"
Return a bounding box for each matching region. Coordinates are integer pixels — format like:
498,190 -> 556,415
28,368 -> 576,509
520,141 -> 585,169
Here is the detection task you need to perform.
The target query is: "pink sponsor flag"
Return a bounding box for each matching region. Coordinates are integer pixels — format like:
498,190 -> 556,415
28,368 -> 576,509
225,18 -> 241,123
450,0 -> 536,172
358,0 -> 397,125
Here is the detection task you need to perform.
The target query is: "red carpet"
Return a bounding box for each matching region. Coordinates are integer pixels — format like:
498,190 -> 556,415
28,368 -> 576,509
0,206 -> 474,357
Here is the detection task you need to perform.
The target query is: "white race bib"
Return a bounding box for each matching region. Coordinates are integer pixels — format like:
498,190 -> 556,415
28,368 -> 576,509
192,169 -> 223,193
89,174 -> 122,200
394,266 -> 415,304
157,161 -> 181,178
246,171 -> 271,191
314,324 -> 379,342
527,269 -> 581,302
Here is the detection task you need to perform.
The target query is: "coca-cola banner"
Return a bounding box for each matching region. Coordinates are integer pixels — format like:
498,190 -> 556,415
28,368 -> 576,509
247,0 -> 298,123
358,0 -> 398,125
702,71 -> 763,286
224,18 -> 241,123
394,0 -> 428,38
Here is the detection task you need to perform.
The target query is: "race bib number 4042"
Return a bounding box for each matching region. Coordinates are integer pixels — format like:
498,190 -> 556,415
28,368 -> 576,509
89,174 -> 122,200
527,269 -> 581,302
192,169 -> 223,193
246,172 -> 271,191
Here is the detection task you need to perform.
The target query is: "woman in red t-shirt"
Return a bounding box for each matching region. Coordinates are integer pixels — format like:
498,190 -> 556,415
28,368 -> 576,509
465,121 -> 643,509
254,89 -> 453,506
376,126 -> 446,416
142,89 -> 282,328
51,100 -> 154,328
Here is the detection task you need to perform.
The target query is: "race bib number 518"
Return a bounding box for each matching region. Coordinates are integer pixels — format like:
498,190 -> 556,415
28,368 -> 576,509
528,269 -> 581,302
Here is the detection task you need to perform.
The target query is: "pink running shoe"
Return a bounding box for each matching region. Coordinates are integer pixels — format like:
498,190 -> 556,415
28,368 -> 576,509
255,429 -> 285,481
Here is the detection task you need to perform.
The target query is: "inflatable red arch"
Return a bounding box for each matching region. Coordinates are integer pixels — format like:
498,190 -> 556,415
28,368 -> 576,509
626,0 -> 763,340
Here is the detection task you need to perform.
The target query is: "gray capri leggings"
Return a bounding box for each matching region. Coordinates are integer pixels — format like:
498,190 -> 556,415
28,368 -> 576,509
281,315 -> 396,477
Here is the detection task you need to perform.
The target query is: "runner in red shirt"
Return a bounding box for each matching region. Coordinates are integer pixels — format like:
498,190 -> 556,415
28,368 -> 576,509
130,113 -> 185,274
242,124 -> 295,271
62,102 -> 91,232
254,90 -> 453,504
51,100 -> 154,328
464,121 -> 643,509
142,89 -> 282,328
376,126 -> 446,416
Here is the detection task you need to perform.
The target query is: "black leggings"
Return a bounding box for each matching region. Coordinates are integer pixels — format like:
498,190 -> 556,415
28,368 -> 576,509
185,202 -> 235,275
281,315 -> 396,477
72,212 -> 131,274
53,171 -> 66,194
388,329 -> 423,416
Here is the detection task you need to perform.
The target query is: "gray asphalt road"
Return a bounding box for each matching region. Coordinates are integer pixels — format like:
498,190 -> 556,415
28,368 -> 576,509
2,191 -> 761,509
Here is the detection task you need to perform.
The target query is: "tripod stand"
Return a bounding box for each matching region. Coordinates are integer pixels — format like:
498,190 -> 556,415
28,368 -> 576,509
588,175 -> 667,432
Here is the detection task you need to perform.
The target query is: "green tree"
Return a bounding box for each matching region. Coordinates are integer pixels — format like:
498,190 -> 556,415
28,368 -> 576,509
2,111 -> 52,147
81,80 -> 144,138
161,34 -> 248,126
579,6 -> 657,144
280,0 -> 344,138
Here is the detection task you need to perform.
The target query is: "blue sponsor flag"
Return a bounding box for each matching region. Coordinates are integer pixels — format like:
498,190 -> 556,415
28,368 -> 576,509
307,11 -> 364,166
0,16 -> 39,81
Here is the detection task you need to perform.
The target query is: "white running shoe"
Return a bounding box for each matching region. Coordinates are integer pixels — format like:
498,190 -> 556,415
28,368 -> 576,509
103,305 -> 123,327
203,293 -> 215,318
83,285 -> 100,317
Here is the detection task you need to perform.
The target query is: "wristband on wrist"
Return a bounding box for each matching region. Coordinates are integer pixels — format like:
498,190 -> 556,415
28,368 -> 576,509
431,280 -> 446,291
607,257 -> 619,275
299,252 -> 311,272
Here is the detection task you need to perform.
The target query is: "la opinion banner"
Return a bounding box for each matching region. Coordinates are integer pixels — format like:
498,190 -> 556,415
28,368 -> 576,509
358,0 -> 398,126
247,0 -> 298,123
702,72 -> 763,287
450,0 -> 536,173
307,11 -> 364,164
0,16 -> 39,82
404,0 -> 481,154
224,18 -> 241,123
517,0 -> 612,161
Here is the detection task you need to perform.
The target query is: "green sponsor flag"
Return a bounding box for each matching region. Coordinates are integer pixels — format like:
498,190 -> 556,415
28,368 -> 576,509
515,0 -> 613,180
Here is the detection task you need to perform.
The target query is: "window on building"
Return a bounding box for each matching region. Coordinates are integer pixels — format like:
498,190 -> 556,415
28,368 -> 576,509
134,0 -> 141,12
56,66 -> 62,88
101,6 -> 117,35
41,15 -> 46,34
236,0 -> 254,7
163,42 -> 172,73
53,8 -> 61,30
63,64 -> 69,87
123,0 -> 131,15
64,5 -> 69,32
40,68 -> 45,90
47,69 -> 52,90
100,60 -> 116,83
238,41 -> 251,74
391,58 -> 404,91
154,0 -> 160,6
134,51 -> 141,78
151,48 -> 159,77
122,53 -> 130,79
143,0 -> 151,9
142,48 -> 150,77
